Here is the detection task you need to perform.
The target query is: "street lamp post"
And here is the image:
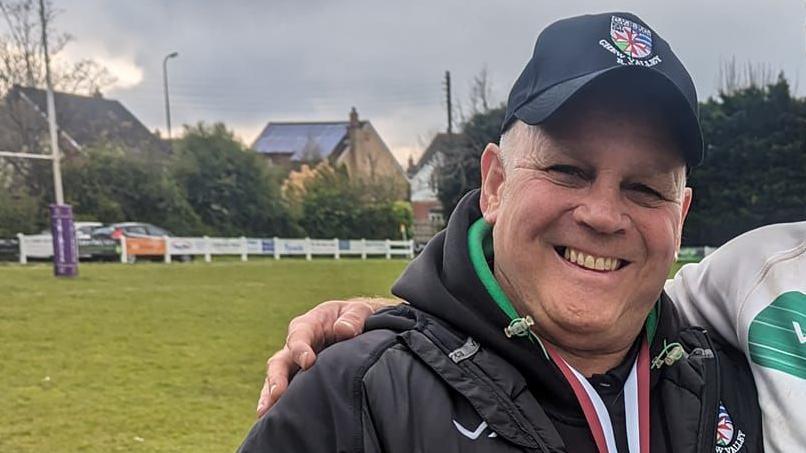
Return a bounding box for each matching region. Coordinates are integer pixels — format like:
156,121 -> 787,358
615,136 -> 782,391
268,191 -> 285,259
162,52 -> 179,140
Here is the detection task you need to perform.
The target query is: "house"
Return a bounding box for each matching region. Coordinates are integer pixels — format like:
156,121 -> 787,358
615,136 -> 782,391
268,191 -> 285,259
0,85 -> 166,156
408,132 -> 458,243
251,108 -> 408,199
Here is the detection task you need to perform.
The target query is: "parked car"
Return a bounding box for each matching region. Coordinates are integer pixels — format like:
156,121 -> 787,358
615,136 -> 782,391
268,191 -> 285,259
40,221 -> 103,240
38,221 -> 105,260
91,222 -> 173,240
92,222 -> 190,263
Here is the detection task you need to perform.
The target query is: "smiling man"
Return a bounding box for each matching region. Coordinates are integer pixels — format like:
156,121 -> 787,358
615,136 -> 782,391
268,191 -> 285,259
240,13 -> 762,452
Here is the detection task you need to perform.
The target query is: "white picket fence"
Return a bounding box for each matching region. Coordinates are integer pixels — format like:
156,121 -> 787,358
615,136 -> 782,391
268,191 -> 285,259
155,236 -> 414,263
14,233 -> 414,264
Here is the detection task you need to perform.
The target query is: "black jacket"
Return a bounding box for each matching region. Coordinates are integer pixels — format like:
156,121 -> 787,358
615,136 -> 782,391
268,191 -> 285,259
240,191 -> 762,453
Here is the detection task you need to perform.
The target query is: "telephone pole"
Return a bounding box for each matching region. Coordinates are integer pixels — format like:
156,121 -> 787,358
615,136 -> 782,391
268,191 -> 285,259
444,70 -> 453,135
163,51 -> 179,140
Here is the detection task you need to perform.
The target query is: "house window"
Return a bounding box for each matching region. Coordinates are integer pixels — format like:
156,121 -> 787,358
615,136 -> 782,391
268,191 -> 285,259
428,209 -> 444,225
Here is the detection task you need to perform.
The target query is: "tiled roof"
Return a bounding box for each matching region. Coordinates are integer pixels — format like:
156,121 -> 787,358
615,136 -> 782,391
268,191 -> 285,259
10,85 -> 166,153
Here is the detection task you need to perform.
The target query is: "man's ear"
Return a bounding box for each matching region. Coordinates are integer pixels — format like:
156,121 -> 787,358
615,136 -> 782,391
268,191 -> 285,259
676,187 -> 693,252
479,143 -> 506,224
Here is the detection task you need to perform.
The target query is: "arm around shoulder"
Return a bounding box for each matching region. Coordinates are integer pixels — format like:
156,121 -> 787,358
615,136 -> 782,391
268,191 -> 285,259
240,330 -> 398,452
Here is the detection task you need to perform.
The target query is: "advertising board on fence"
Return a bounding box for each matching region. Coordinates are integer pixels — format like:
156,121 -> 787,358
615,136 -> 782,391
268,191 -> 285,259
9,234 -> 413,263
169,237 -> 206,255
208,238 -> 244,255
364,240 -> 388,254
247,239 -> 265,255
261,239 -> 275,254
310,239 -> 337,255
278,239 -> 307,255
127,237 -> 166,256
22,234 -> 54,258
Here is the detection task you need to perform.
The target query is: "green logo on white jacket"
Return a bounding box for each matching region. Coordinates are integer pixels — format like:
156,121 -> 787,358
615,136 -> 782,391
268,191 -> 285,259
748,291 -> 806,379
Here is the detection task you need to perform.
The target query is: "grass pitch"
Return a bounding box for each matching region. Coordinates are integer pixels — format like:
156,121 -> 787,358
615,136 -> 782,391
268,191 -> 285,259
0,259 -> 407,452
0,259 -> 691,452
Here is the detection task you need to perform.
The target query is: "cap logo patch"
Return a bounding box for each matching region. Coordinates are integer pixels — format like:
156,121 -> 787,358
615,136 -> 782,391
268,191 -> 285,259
598,16 -> 662,67
610,16 -> 652,59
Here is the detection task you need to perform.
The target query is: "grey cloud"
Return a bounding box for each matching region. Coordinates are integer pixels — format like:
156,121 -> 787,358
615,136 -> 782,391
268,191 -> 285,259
53,0 -> 806,159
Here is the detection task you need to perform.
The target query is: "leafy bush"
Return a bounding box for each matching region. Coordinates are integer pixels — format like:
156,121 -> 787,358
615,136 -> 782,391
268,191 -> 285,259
0,189 -> 41,237
173,123 -> 298,237
296,164 -> 411,239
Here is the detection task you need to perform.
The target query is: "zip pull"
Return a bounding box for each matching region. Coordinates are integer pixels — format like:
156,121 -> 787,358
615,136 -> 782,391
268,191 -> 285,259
504,315 -> 534,338
651,340 -> 687,369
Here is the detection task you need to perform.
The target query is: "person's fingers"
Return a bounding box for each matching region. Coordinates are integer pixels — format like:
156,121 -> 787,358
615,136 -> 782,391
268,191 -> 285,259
286,321 -> 320,370
332,300 -> 376,340
256,298 -> 402,418
256,347 -> 297,417
256,378 -> 271,418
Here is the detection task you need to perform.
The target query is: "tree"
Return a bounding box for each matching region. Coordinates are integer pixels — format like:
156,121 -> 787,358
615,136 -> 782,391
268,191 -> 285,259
0,0 -> 116,220
435,106 -> 504,217
296,163 -> 412,239
0,0 -> 114,95
683,75 -> 806,245
0,186 -> 38,236
62,146 -> 205,235
173,122 -> 297,237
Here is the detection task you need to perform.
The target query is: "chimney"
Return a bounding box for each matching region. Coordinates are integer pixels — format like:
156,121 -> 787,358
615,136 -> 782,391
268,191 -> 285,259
346,107 -> 360,177
349,106 -> 359,129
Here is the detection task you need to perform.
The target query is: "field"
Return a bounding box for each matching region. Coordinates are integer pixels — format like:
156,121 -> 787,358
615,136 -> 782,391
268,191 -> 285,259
0,259 -> 407,452
0,259 -> 691,452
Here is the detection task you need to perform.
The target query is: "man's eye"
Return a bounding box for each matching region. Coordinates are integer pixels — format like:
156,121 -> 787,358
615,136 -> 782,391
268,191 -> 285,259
548,165 -> 585,178
628,183 -> 663,199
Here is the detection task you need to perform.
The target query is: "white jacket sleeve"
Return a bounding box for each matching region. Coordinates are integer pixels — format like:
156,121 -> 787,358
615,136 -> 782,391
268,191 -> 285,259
664,221 -> 806,349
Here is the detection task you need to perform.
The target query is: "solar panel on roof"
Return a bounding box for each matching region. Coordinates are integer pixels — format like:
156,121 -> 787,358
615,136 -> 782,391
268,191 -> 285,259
253,123 -> 349,161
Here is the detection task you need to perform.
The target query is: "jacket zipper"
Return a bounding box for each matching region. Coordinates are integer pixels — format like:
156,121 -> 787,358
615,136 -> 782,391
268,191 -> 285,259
692,328 -> 720,453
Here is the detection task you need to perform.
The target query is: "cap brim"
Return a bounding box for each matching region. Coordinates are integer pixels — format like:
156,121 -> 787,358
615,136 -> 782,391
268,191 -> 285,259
512,66 -> 703,167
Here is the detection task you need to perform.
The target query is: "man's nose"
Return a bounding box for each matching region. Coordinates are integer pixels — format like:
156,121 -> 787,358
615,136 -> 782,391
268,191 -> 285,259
572,185 -> 628,235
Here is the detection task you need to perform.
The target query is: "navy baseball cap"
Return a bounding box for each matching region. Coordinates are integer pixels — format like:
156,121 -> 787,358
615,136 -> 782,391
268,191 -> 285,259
502,12 -> 703,167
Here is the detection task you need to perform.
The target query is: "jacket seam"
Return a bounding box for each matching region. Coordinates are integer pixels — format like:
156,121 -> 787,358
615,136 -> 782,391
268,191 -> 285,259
350,335 -> 402,453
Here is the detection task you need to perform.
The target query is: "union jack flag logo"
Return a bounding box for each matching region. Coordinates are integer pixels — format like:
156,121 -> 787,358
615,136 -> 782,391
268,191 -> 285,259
610,16 -> 653,59
715,402 -> 735,447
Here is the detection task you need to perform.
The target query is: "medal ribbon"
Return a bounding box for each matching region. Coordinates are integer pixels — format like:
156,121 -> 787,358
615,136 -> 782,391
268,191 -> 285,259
547,339 -> 650,453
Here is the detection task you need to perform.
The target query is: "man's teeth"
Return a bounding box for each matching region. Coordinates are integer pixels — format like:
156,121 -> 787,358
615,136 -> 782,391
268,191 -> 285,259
562,247 -> 621,271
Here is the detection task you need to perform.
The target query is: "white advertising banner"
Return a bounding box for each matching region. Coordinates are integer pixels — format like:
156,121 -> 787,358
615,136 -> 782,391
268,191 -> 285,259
23,234 -> 53,258
169,237 -> 207,255
310,239 -> 337,255
247,239 -> 263,254
340,240 -> 364,254
208,238 -> 244,255
363,240 -> 388,254
278,239 -> 307,255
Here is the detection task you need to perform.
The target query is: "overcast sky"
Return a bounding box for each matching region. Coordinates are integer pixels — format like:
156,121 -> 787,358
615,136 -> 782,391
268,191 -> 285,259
50,0 -> 806,163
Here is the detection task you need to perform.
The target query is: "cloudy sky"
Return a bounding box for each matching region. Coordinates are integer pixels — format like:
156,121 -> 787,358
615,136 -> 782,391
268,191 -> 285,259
52,0 -> 806,163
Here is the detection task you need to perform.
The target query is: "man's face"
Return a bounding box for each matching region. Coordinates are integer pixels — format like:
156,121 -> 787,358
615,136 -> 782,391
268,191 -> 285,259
480,95 -> 692,354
